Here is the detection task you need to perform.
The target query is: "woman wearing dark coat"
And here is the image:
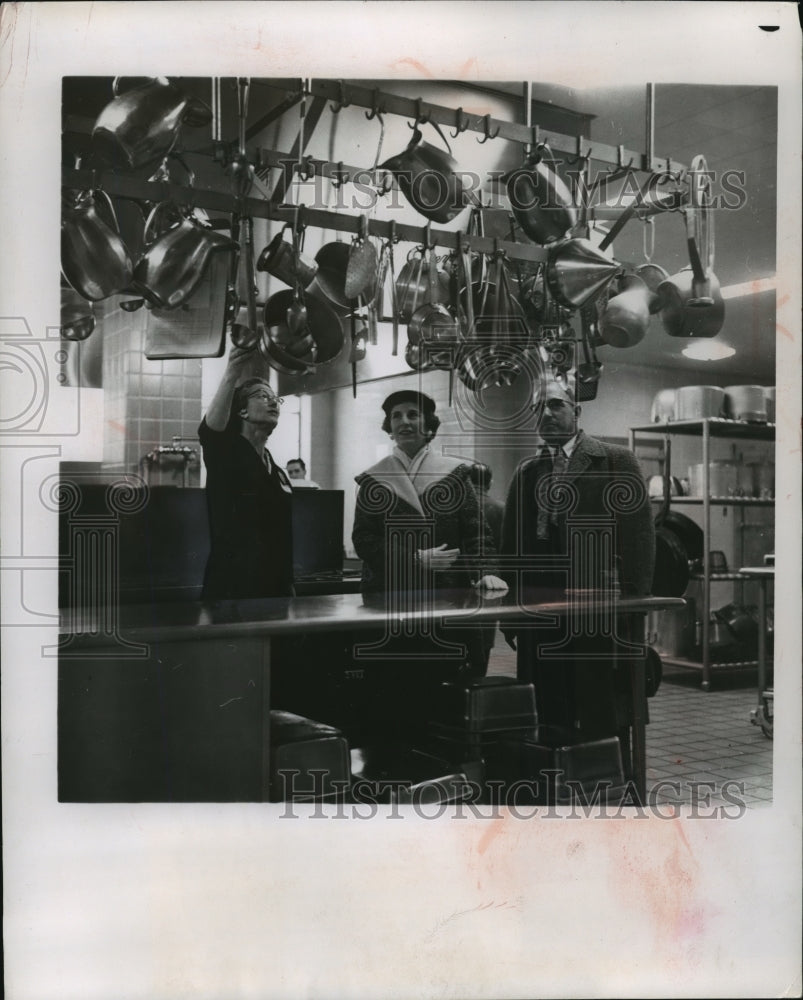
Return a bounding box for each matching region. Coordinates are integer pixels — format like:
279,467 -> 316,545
352,390 -> 507,598
349,391 -> 507,738
198,345 -> 294,601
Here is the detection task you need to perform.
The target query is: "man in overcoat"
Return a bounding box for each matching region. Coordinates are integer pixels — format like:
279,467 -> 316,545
500,375 -> 655,746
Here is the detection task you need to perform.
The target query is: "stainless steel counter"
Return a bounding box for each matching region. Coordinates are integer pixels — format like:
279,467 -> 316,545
58,590 -> 684,803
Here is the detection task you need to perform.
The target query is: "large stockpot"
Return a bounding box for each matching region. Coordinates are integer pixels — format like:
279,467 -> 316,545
650,387 -> 676,423
688,461 -> 739,498
724,385 -> 767,422
762,386 -> 776,423
674,385 -> 726,420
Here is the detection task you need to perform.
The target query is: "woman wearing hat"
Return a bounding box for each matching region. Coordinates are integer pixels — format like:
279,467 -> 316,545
350,389 -> 506,729
352,390 -> 507,597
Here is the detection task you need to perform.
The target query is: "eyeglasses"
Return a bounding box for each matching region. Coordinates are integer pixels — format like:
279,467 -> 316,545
530,398 -> 573,412
247,389 -> 284,405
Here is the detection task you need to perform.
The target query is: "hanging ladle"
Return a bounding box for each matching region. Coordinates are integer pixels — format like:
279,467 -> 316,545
285,208 -> 308,335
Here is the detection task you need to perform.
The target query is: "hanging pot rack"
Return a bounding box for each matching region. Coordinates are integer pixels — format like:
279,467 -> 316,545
63,165 -> 553,263
302,79 -> 687,178
63,79 -> 688,264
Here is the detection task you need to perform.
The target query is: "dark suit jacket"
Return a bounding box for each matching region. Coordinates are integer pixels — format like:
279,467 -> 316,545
499,431 -> 656,739
500,431 -> 655,597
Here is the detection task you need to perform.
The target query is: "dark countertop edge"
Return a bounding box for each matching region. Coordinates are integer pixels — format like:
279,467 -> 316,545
57,592 -> 685,647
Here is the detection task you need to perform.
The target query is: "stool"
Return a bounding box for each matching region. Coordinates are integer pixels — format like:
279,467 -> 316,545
350,746 -> 484,806
430,676 -> 537,735
499,733 -> 626,806
269,710 -> 350,803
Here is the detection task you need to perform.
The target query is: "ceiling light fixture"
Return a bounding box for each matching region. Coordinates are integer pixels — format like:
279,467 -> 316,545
681,340 -> 736,361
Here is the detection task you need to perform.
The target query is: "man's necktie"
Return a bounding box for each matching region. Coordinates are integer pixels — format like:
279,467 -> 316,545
536,447 -> 569,541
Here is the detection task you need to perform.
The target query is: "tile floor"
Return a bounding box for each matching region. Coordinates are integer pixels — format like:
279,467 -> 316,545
486,635 -> 773,810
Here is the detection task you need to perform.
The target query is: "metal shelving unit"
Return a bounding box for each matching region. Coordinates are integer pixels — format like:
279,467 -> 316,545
630,418 -> 775,690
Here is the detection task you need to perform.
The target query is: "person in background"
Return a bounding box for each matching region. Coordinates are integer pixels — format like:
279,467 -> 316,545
286,458 -> 320,489
198,344 -> 294,600
500,374 -> 655,750
469,462 -> 507,671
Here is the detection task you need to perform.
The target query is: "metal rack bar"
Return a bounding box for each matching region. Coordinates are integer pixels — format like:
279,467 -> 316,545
306,79 -> 688,176
268,96 -> 327,203
64,167 -> 550,262
251,145 -> 680,223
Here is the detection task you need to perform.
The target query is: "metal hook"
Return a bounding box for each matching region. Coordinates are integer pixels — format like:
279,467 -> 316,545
376,170 -> 393,198
617,145 -> 635,171
525,125 -> 542,158
424,221 -> 432,250
365,89 -> 385,121
477,114 -> 500,144
451,107 -> 469,138
565,136 -> 591,166
292,203 -> 307,236
642,216 -> 655,263
389,220 -> 399,245
329,81 -> 351,114
407,98 -> 431,130
331,162 -> 350,190
298,154 -> 315,183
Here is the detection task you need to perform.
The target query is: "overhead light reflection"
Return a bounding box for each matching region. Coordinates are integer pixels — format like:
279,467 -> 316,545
681,340 -> 736,361
720,277 -> 776,299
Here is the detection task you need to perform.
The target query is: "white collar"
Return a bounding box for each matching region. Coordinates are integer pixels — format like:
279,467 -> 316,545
392,442 -> 430,475
540,432 -> 580,461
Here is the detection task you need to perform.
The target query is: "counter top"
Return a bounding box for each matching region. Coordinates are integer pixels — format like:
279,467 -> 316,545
59,590 -> 685,646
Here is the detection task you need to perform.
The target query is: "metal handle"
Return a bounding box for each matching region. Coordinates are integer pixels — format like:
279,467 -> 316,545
92,188 -> 121,235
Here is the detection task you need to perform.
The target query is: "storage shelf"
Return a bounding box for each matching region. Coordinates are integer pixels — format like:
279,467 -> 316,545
631,418 -> 775,440
689,572 -> 755,581
632,414 -> 774,691
662,656 -> 761,671
670,496 -> 775,506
